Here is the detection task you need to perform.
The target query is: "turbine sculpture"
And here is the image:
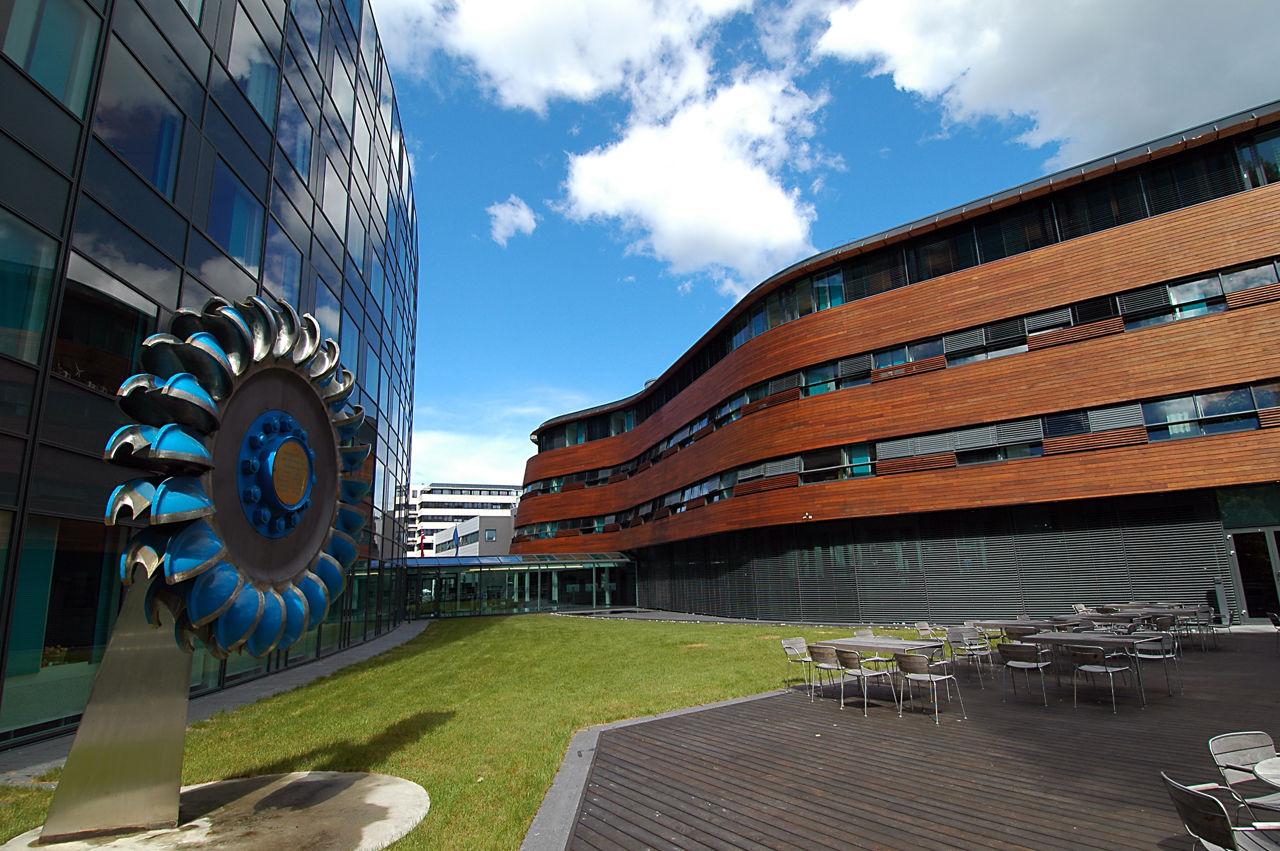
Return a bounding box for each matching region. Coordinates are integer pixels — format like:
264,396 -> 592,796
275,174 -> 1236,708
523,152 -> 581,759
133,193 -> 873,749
37,295 -> 368,843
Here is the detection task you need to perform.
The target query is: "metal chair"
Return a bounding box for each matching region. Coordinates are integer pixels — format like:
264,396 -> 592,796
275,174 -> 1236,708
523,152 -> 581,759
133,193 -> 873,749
852,628 -> 893,670
1132,631 -> 1182,696
833,648 -> 898,716
1005,625 -> 1040,641
1208,731 -> 1280,818
806,644 -> 843,702
997,642 -> 1051,706
1067,645 -> 1133,714
780,637 -> 812,696
1268,613 -> 1280,653
1161,772 -> 1280,850
913,621 -> 942,640
945,627 -> 993,688
1071,603 -> 1089,614
893,652 -> 965,725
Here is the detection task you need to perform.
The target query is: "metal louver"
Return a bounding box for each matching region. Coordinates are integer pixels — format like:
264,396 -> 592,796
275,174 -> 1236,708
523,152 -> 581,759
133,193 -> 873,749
737,462 -> 764,480
764,456 -> 800,477
996,419 -> 1045,445
952,425 -> 997,451
1117,286 -> 1170,315
912,432 -> 955,455
985,318 -> 1026,345
1088,403 -> 1145,432
1044,410 -> 1089,437
838,354 -> 873,378
875,437 -> 914,459
1024,307 -> 1073,333
943,328 -> 986,354
768,373 -> 801,395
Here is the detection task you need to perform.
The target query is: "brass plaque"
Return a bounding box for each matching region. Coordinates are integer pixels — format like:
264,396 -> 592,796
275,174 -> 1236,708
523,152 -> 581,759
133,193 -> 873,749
272,440 -> 310,506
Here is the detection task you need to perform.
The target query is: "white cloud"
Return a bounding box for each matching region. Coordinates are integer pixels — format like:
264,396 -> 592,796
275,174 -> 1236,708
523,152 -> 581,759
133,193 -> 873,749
562,73 -> 822,299
485,194 -> 538,247
411,388 -> 593,486
677,280 -> 693,295
375,0 -> 748,117
815,0 -> 1280,168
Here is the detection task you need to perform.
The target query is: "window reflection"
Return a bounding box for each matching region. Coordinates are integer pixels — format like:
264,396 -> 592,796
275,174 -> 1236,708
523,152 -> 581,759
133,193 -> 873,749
0,206 -> 57,365
0,0 -> 100,116
262,218 -> 301,306
0,516 -> 125,737
321,155 -> 348,233
228,3 -> 278,127
276,82 -> 311,180
314,277 -> 340,339
53,253 -> 156,393
208,159 -> 265,276
93,38 -> 183,198
290,0 -> 321,62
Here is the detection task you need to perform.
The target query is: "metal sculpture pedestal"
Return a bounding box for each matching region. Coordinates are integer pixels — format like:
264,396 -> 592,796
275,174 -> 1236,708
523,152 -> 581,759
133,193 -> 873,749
39,575 -> 194,843
9,771 -> 430,849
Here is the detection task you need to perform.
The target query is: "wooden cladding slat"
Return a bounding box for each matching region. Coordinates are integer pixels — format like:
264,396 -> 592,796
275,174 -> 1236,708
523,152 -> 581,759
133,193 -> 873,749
524,185 -> 1280,482
562,480 -> 586,492
602,523 -> 621,533
606,473 -> 628,484
553,528 -> 580,538
515,304 -> 1280,528
513,429 -> 1280,554
1227,282 -> 1280,309
1027,316 -> 1125,350
871,354 -> 946,383
1259,408 -> 1280,429
875,452 -> 957,475
1042,426 -> 1149,455
690,424 -> 714,442
740,386 -> 802,417
733,473 -> 799,496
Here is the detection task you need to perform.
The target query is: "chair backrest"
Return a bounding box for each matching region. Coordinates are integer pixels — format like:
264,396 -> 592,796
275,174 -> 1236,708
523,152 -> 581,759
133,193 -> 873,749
1153,615 -> 1175,630
1073,619 -> 1097,631
1066,645 -> 1107,666
946,626 -> 982,643
1161,772 -> 1237,850
997,642 -> 1042,664
894,653 -> 933,676
808,644 -> 839,667
834,648 -> 865,671
1006,625 -> 1040,640
1209,731 -> 1277,787
1072,603 -> 1088,613
1132,632 -> 1174,653
781,637 -> 807,659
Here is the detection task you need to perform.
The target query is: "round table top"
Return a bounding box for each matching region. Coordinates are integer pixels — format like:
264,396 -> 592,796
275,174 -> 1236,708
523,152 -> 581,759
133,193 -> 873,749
1254,756 -> 1280,787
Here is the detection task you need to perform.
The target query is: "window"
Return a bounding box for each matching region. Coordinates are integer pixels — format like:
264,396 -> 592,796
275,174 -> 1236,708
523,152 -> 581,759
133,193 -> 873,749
262,219 -> 301,306
321,156 -> 348,232
813,270 -> 844,310
290,0 -> 322,62
802,363 -> 836,396
1,0 -> 100,116
53,253 -> 156,393
1221,261 -> 1278,294
93,40 -> 182,198
228,4 -> 278,127
346,206 -> 365,270
276,83 -> 311,180
0,207 -> 57,365
208,159 -> 264,276
1142,391 -> 1257,441
177,0 -> 201,24
908,339 -> 943,361
799,444 -> 871,483
482,529 -> 497,543
874,346 -> 907,369
1253,381 -> 1280,411
329,55 -> 355,131
957,443 -> 1043,466
314,278 -> 339,339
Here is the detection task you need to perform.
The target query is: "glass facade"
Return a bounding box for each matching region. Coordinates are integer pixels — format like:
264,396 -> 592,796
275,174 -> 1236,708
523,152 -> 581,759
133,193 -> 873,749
0,0 -> 417,747
404,555 -> 636,619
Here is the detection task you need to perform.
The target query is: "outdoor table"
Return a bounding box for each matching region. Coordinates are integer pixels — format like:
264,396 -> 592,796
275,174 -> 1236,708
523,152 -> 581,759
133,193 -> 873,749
1021,631 -> 1161,705
1253,757 -> 1280,789
970,619 -> 1065,634
812,637 -> 944,655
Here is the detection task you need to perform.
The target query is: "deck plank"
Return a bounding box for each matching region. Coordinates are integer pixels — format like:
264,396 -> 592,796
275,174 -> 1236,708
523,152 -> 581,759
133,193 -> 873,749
566,633 -> 1280,849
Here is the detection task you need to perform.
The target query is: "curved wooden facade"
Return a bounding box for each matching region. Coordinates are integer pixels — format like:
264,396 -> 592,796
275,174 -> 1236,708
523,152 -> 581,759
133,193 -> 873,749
513,107 -> 1280,621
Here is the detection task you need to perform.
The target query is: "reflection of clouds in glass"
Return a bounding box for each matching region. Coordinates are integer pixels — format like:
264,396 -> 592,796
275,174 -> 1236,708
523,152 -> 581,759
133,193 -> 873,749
228,10 -> 272,81
73,231 -> 177,308
315,282 -> 340,340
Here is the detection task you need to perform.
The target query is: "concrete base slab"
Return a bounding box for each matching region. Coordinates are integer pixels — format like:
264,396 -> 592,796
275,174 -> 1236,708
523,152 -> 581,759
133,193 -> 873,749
5,771 -> 429,850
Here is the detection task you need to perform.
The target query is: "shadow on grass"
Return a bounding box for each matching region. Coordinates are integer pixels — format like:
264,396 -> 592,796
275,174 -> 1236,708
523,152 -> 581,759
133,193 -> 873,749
250,710 -> 454,778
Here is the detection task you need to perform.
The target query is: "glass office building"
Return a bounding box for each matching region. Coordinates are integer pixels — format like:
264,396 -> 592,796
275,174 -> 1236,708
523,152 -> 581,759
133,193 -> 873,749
0,0 -> 418,746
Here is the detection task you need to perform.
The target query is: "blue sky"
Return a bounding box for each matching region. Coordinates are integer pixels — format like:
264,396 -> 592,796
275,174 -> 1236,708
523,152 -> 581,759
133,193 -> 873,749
372,0 -> 1279,485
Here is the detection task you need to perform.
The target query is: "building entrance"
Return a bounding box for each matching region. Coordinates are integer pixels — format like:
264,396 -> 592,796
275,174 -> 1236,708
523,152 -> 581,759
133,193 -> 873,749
1226,528 -> 1280,622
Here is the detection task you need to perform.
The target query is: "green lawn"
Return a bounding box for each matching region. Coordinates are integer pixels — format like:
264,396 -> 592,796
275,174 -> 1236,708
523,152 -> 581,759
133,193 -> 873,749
0,614 -> 877,849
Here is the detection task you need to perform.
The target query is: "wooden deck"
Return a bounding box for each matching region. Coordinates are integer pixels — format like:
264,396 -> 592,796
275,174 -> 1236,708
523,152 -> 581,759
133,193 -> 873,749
567,633 -> 1280,850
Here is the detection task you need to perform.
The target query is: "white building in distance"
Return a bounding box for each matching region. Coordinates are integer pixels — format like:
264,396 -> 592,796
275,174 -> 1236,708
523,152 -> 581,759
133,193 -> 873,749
404,483 -> 520,555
